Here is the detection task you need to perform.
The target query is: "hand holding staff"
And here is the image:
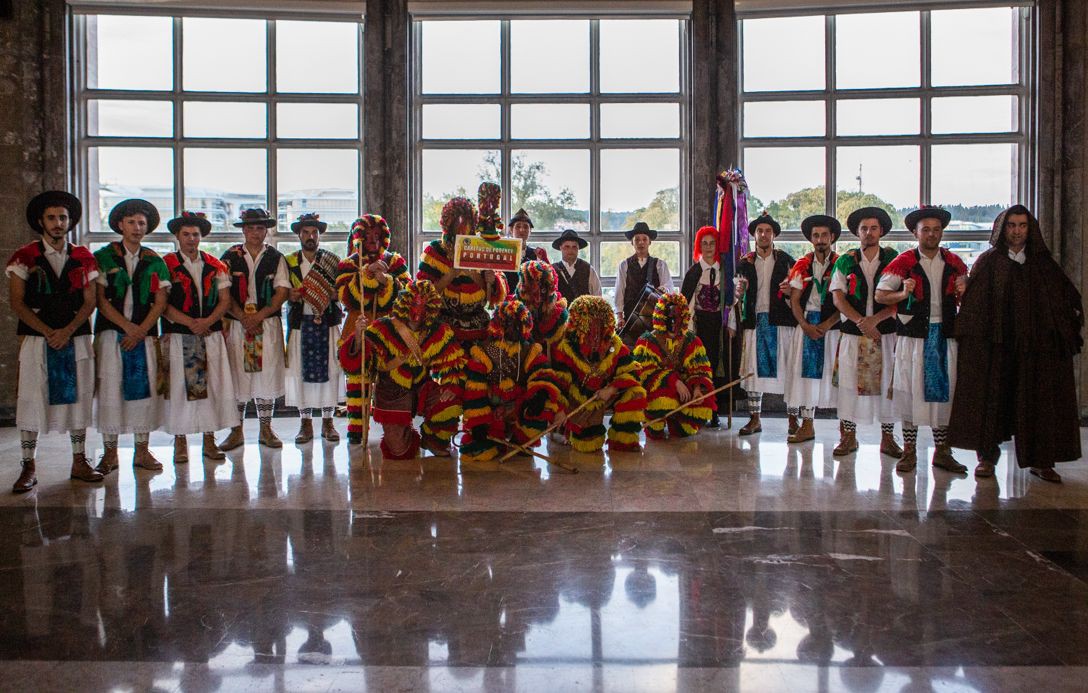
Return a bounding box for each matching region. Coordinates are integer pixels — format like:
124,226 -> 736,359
499,392 -> 600,462
643,373 -> 752,429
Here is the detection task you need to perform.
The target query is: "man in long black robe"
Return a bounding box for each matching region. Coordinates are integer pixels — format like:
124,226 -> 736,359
949,205 -> 1083,482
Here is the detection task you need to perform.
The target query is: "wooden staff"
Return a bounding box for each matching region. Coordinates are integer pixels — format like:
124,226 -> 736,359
643,373 -> 752,429
357,249 -> 372,446
498,392 -> 600,462
487,437 -> 578,474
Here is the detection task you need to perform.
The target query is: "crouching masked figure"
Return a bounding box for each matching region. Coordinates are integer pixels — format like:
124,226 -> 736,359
635,292 -> 715,440
514,260 -> 569,355
458,299 -> 561,462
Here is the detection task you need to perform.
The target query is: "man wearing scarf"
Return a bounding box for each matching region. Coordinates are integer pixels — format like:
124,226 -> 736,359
949,205 -> 1082,482
830,207 -> 903,458
284,213 -> 343,445
7,191 -> 103,491
784,215 -> 841,444
876,206 -> 968,474
93,198 -> 171,473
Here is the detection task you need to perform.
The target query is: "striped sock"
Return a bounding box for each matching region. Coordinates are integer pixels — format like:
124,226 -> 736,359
881,423 -> 894,435
70,429 -> 86,456
903,423 -> 918,447
20,431 -> 37,463
321,407 -> 334,418
787,406 -> 799,417
747,392 -> 762,414
800,406 -> 815,420
933,426 -> 948,447
842,420 -> 856,433
256,399 -> 275,427
237,401 -> 248,420
135,432 -> 149,445
103,433 -> 118,451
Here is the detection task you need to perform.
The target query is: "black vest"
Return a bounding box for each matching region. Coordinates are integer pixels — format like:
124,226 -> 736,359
285,250 -> 344,330
161,252 -> 226,335
894,249 -> 961,339
93,242 -> 162,337
622,255 -> 659,316
736,249 -> 796,329
796,252 -> 840,331
504,246 -> 541,293
15,241 -> 94,338
838,247 -> 898,337
555,258 -> 592,302
223,245 -> 283,312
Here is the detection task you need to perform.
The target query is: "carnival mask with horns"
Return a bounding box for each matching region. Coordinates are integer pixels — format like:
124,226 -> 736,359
652,292 -> 691,340
440,197 -> 478,246
476,182 -> 503,241
515,260 -> 559,307
568,295 -> 615,362
349,214 -> 391,259
392,279 -> 443,327
488,298 -> 534,343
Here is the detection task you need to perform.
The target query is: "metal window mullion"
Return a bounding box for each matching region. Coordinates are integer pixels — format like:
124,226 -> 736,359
920,9 -> 931,205
825,14 -> 836,217
357,19 -> 365,213
677,17 -> 690,268
590,18 -> 601,255
501,19 -> 512,216
267,19 -> 278,241
174,15 -> 184,220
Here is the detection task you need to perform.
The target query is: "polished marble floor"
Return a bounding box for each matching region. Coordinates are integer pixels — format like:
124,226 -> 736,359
2,416 -> 1088,692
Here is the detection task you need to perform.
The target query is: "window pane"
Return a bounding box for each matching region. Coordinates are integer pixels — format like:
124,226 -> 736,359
742,147 -> 825,231
182,18 -> 266,92
278,149 -> 359,233
601,103 -> 679,139
510,150 -> 589,232
931,95 -> 1018,135
835,146 -> 920,228
511,104 -> 589,139
87,15 -> 173,90
835,12 -> 919,89
183,102 -> 267,138
87,147 -> 174,233
277,103 -> 359,139
276,20 -> 359,94
600,241 -> 679,278
743,101 -> 825,138
931,8 -> 1018,87
184,148 -> 268,232
421,21 -> 500,94
421,149 -> 500,231
600,20 -> 680,93
422,105 -> 500,139
600,149 -> 680,231
88,100 -> 173,137
742,16 -> 825,92
836,99 -> 919,136
511,20 -> 589,93
931,143 -> 1017,210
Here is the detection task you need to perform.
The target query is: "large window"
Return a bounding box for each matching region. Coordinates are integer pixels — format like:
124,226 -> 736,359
75,12 -> 364,255
739,5 -> 1029,263
413,17 -> 688,295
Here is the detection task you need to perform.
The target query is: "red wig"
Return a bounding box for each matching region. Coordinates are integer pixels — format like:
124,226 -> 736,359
693,225 -> 718,263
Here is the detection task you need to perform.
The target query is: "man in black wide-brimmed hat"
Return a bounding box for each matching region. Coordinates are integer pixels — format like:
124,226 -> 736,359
551,228 -> 601,302
504,208 -> 549,292
615,221 -> 674,348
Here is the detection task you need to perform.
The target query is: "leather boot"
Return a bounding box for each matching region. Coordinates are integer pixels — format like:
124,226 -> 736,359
294,418 -> 314,445
738,414 -> 762,435
219,426 -> 245,451
71,454 -> 105,483
788,418 -> 815,444
895,445 -> 917,473
173,436 -> 190,465
880,432 -> 903,457
260,423 -> 283,448
322,418 -> 340,442
134,442 -> 164,471
932,445 -> 967,474
202,433 -> 225,460
13,460 -> 37,493
787,415 -> 800,437
833,430 -> 858,456
96,447 -> 119,475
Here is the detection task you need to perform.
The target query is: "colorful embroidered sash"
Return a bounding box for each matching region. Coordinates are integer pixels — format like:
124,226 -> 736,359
301,320 -> 330,383
755,312 -> 777,379
923,323 -> 950,402
46,341 -> 77,406
182,335 -> 209,401
119,334 -> 151,401
801,310 -> 825,379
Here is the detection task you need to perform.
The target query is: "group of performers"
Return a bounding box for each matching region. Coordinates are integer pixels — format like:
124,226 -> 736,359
6,184 -> 1083,493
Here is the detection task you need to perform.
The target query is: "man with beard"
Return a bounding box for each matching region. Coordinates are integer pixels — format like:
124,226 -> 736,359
503,208 -> 549,292
284,213 -> 343,445
548,295 -> 647,453
459,298 -> 561,462
93,198 -> 172,472
7,191 -> 103,491
950,205 -> 1083,482
830,207 -> 903,457
514,260 -> 569,354
355,280 -> 466,459
681,225 -> 726,428
876,206 -> 968,474
552,229 -> 601,302
336,214 -> 410,445
615,221 -> 674,348
635,292 -> 714,440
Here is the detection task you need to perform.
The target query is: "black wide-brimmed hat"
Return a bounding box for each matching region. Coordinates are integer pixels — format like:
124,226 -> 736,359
625,221 -> 658,241
904,205 -> 951,231
233,208 -> 276,228
290,212 -> 327,234
167,210 -> 213,237
846,207 -> 893,237
26,190 -> 82,233
509,208 -> 534,229
747,213 -> 781,237
800,214 -> 842,242
552,228 -> 588,250
108,198 -> 160,234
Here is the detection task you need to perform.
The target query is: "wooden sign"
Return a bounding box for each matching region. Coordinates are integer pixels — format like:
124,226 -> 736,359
453,235 -> 524,272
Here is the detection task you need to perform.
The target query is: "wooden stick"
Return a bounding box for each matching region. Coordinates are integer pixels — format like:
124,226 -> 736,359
498,393 -> 599,462
727,324 -> 734,429
487,437 -> 578,474
643,373 -> 752,429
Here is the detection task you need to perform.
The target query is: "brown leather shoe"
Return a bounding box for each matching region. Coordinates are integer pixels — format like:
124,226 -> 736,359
787,414 -> 800,437
833,431 -> 858,456
975,461 -> 995,478
1029,467 -> 1062,483
13,461 -> 37,493
322,418 -> 340,442
896,445 -> 917,473
202,433 -> 225,460
294,419 -> 314,445
174,436 -> 190,465
134,444 -> 164,471
787,418 -> 815,444
932,445 -> 967,474
260,424 -> 283,448
738,414 -> 762,436
219,426 -> 245,451
70,454 -> 105,483
95,448 -> 119,475
879,432 -> 903,457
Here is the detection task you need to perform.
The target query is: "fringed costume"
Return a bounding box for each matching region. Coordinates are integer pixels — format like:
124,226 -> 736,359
514,260 -> 569,354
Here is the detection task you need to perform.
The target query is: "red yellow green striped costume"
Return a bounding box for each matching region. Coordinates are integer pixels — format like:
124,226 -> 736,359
514,260 -> 569,353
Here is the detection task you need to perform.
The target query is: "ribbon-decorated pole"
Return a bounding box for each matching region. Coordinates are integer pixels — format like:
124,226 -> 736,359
714,169 -> 750,428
